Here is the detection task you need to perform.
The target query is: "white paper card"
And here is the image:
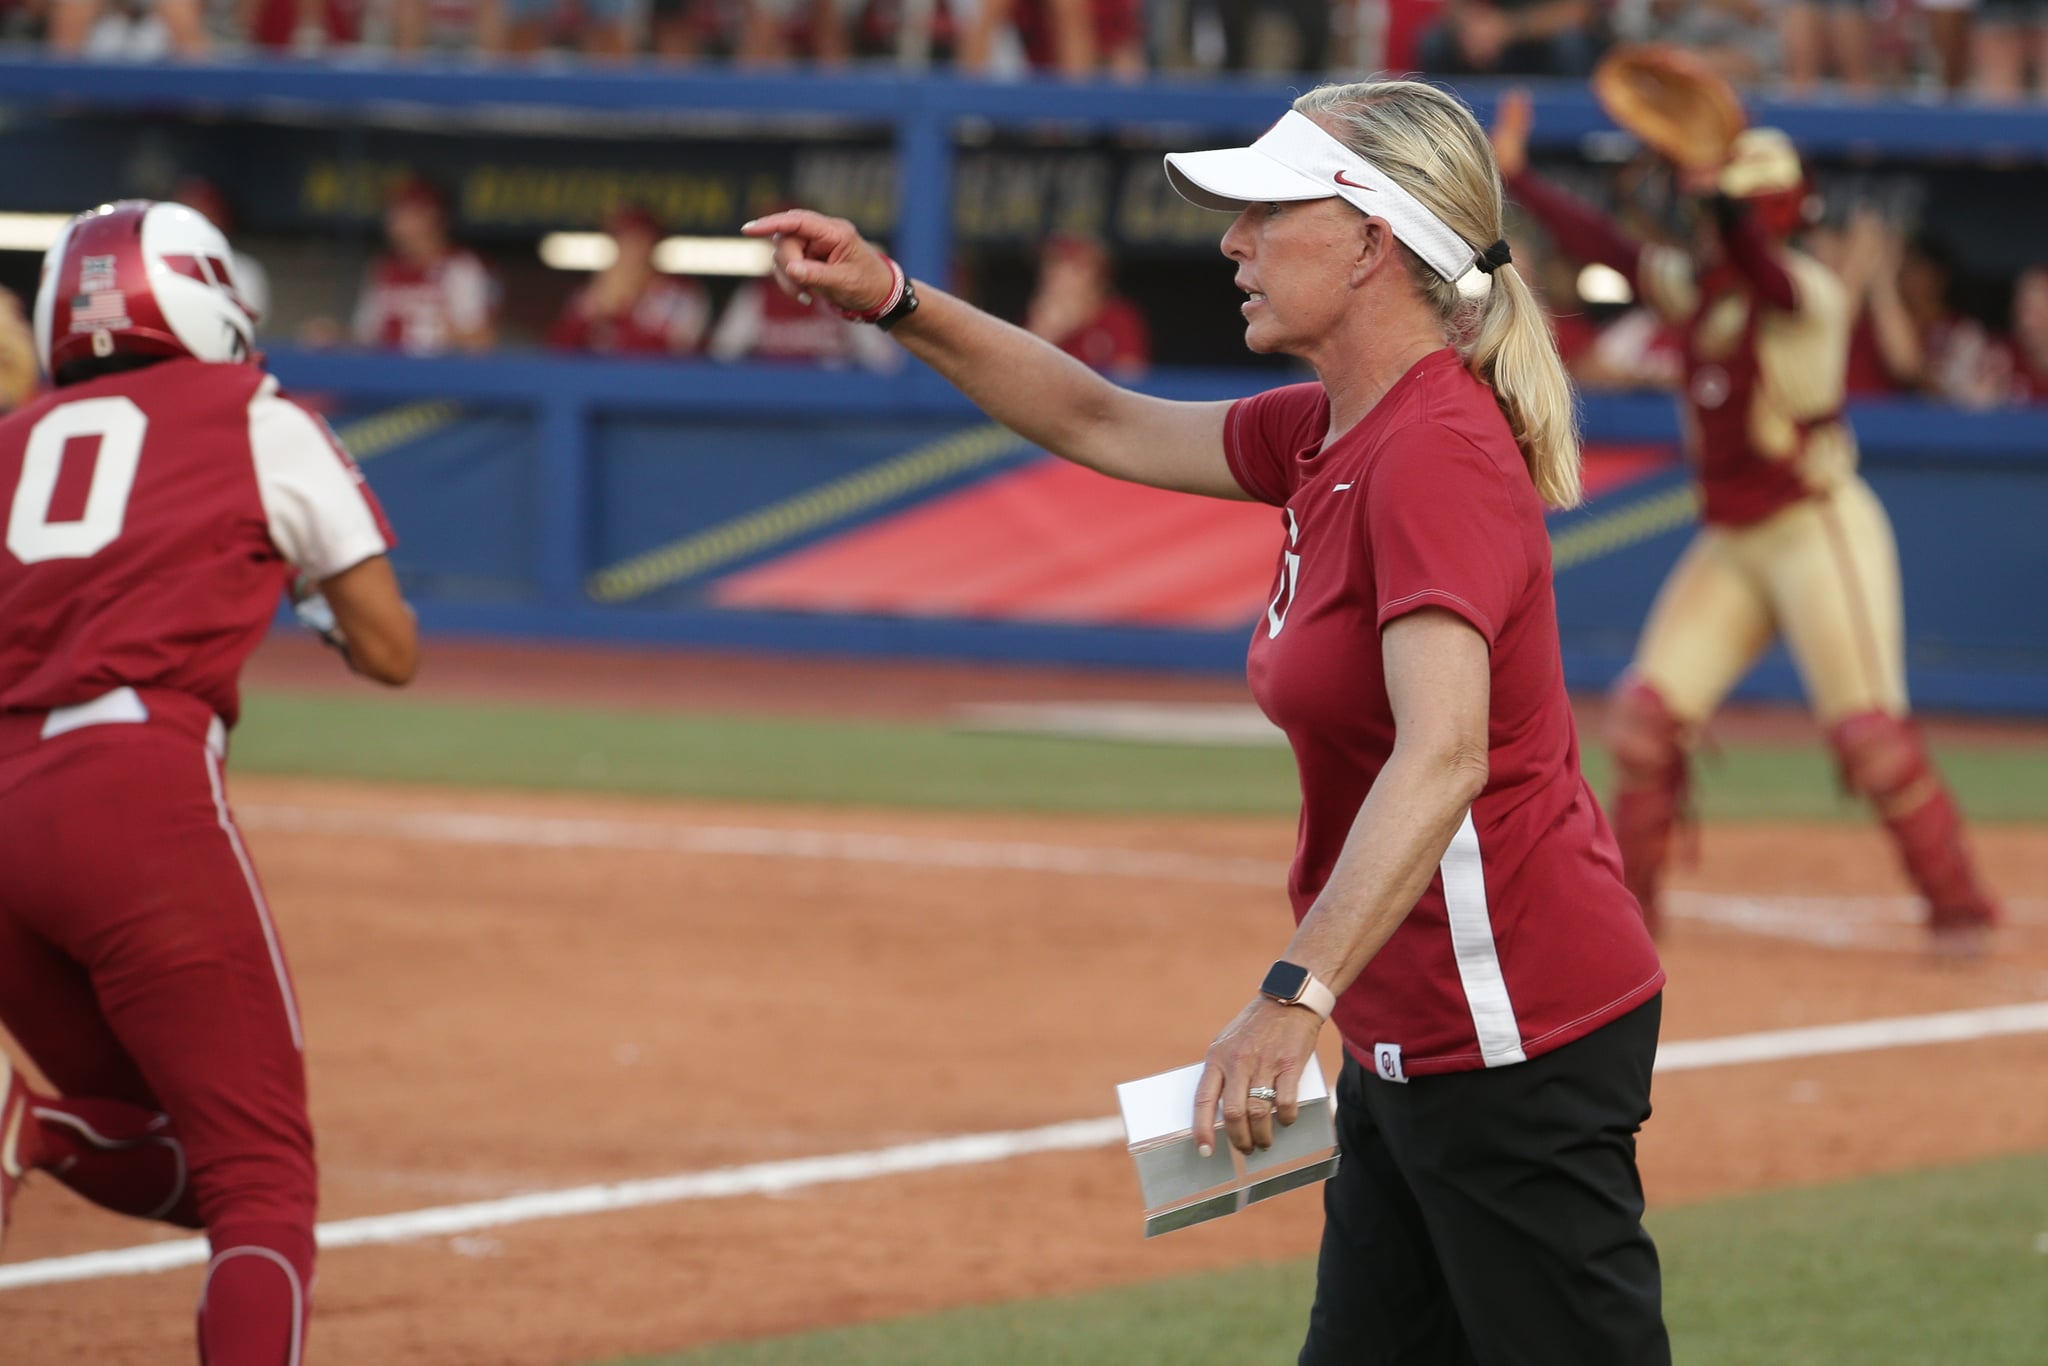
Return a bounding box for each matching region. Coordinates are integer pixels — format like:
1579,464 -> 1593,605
1115,1056 -> 1339,1238
1116,1056 -> 1333,1148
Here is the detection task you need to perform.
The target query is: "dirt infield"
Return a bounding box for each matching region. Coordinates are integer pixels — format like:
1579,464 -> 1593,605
5,773 -> 2046,1365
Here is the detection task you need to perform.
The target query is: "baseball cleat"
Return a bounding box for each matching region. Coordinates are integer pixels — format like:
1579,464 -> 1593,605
1927,896 -> 2000,961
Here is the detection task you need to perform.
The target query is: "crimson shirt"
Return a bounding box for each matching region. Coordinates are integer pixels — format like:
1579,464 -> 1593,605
1226,350 -> 1662,1078
354,250 -> 495,355
549,276 -> 712,356
0,359 -> 394,727
1053,297 -> 1150,374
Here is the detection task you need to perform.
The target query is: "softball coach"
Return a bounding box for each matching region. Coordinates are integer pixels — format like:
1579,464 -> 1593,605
747,80 -> 1669,1365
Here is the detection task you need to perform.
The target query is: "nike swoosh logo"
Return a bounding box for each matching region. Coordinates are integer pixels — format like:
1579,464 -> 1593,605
1333,171 -> 1375,192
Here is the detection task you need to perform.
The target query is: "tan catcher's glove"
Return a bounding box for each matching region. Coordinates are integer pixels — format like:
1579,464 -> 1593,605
1591,43 -> 1749,172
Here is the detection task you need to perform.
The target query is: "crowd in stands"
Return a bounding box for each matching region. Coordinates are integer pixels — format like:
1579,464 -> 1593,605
5,0 -> 2048,97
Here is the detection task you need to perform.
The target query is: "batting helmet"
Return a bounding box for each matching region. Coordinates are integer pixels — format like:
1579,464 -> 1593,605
33,200 -> 259,383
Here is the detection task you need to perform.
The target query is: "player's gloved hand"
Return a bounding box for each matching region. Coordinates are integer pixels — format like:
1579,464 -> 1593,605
289,576 -> 348,655
739,210 -> 897,317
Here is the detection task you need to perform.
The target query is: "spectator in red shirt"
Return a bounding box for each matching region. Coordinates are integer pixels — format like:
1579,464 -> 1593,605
748,78 -> 1666,1365
708,276 -> 897,371
1806,207 -> 1916,397
1895,231 -> 2011,409
2008,266 -> 2048,401
352,179 -> 496,356
1024,234 -> 1150,380
1416,0 -> 1604,77
961,0 -> 1144,75
549,204 -> 712,357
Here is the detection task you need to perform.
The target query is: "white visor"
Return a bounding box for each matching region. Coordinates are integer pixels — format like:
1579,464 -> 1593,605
1164,110 -> 1480,283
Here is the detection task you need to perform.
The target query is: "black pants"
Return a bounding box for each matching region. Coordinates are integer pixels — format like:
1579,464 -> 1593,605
1300,996 -> 1668,1366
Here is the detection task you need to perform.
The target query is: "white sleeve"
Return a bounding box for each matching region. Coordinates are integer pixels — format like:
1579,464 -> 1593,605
246,375 -> 392,581
352,268 -> 384,346
443,255 -> 494,333
707,284 -> 765,361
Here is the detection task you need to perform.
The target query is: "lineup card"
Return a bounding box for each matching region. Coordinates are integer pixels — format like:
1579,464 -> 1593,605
1115,1058 -> 1339,1238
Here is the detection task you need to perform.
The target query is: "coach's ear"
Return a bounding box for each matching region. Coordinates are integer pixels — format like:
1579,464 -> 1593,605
319,555 -> 418,686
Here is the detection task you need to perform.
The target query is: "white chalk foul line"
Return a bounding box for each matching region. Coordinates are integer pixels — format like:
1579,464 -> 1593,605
0,1118 -> 1126,1292
235,804 -> 1285,887
7,1000 -> 2048,1293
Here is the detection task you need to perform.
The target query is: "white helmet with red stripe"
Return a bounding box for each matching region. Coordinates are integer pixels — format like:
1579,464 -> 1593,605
33,199 -> 259,382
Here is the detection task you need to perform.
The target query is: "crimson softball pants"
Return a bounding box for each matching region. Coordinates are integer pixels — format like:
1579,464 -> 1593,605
1299,996 -> 1668,1366
0,705 -> 315,1365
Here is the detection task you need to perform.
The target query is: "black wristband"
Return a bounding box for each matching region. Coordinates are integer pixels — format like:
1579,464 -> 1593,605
875,277 -> 919,332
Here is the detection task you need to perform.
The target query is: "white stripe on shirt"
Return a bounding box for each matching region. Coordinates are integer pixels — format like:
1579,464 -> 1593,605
1441,811 -> 1527,1067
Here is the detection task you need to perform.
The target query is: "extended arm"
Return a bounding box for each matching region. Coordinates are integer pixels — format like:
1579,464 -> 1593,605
1504,168 -> 1648,286
741,210 -> 1243,500
1192,608 -> 1492,1156
1489,89 -> 1648,287
1707,196 -> 1799,312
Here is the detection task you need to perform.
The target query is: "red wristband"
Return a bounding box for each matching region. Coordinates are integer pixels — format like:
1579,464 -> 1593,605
840,255 -> 907,324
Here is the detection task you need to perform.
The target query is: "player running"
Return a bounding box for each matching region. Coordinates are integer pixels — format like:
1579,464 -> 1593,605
1491,92 -> 2001,950
0,200 -> 417,1364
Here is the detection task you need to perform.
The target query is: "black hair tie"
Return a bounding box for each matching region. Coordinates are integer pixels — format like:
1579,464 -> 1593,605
1476,238 -> 1513,274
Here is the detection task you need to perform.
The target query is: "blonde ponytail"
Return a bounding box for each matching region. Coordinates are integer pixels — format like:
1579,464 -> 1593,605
1294,81 -> 1583,510
1468,264 -> 1581,507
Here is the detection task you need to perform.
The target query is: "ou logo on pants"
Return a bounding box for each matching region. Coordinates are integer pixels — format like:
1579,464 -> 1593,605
1267,508 -> 1301,639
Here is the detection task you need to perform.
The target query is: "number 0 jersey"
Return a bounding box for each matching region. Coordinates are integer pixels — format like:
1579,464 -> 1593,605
1227,350 -> 1663,1078
0,357 -> 394,726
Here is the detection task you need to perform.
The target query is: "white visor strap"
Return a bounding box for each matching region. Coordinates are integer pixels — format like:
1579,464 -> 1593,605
1162,111 -> 1481,282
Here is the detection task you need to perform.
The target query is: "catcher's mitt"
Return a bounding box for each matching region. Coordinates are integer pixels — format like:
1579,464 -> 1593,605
1592,44 -> 1748,172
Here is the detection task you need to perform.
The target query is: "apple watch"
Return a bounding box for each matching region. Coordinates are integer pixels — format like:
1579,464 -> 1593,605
1259,961 -> 1336,1021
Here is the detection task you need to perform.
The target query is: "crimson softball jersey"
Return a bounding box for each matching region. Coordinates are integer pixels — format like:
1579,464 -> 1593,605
1226,348 -> 1663,1078
0,357 -> 393,726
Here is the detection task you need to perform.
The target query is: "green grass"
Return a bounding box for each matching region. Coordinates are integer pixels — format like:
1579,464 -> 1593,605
234,690 -> 2048,821
605,1151 -> 2048,1366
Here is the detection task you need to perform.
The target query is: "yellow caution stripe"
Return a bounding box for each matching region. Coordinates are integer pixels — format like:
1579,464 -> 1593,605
333,400 -> 464,461
588,422 -> 1030,604
1550,482 -> 1700,572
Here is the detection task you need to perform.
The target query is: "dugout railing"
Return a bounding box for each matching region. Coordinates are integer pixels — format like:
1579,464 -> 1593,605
3,59 -> 2045,710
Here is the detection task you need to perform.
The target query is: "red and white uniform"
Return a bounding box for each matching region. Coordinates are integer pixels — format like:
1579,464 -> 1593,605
353,249 -> 495,354
549,276 -> 711,355
1052,296 -> 1150,374
708,280 -> 898,370
1226,350 -> 1663,1077
0,358 -> 393,722
0,356 -> 393,1364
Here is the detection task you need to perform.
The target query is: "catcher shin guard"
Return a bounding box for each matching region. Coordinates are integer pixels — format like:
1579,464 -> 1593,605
1605,679 -> 1689,934
1829,712 -> 2000,935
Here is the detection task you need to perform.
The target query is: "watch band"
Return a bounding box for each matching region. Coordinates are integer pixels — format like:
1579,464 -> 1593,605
875,277 -> 919,332
1291,972 -> 1337,1021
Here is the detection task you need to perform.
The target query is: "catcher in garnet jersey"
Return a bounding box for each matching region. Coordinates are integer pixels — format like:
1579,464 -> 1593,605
1492,92 -> 2001,949
0,201 -> 417,1365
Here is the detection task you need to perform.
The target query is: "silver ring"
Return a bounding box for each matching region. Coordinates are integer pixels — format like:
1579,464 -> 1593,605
1247,1086 -> 1278,1103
